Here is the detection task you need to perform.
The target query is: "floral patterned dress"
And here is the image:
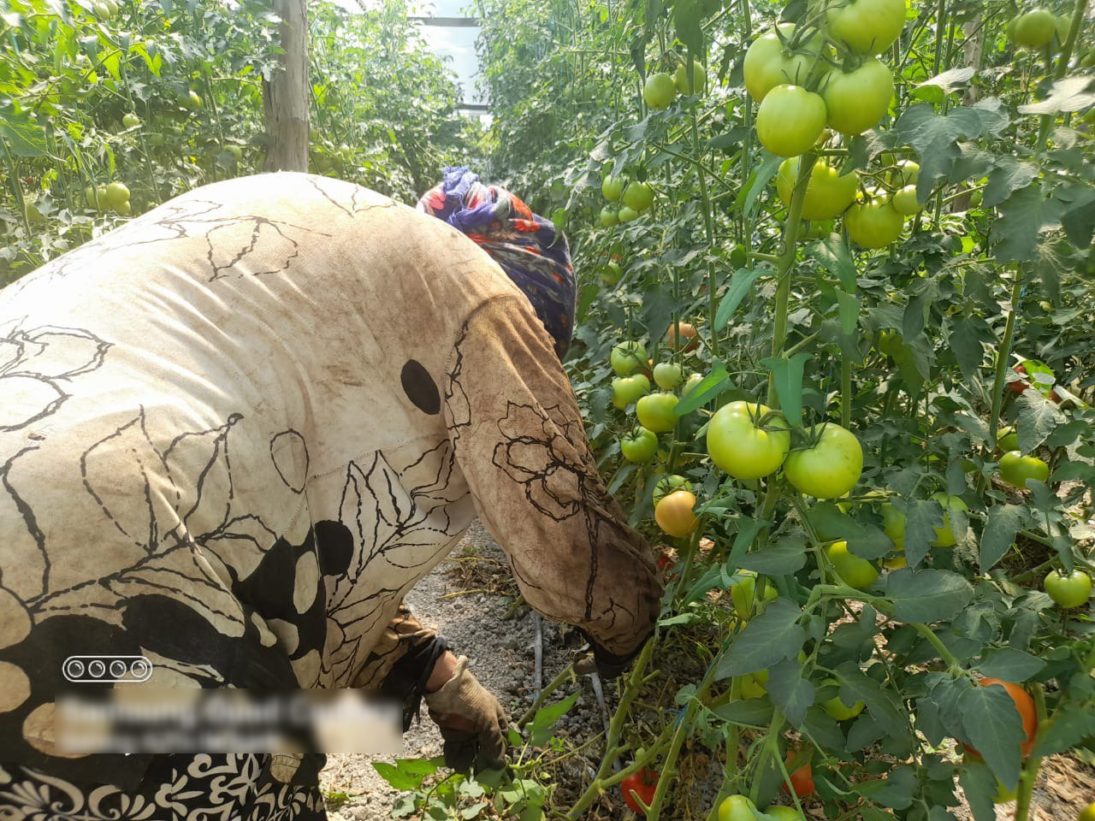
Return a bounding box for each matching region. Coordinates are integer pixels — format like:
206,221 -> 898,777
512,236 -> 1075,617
0,173 -> 661,820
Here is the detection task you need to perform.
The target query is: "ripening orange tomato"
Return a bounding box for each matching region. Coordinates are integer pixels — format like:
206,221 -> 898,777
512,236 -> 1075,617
655,490 -> 699,538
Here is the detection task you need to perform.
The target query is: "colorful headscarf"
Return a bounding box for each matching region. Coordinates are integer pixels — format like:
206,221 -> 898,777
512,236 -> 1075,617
417,167 -> 576,360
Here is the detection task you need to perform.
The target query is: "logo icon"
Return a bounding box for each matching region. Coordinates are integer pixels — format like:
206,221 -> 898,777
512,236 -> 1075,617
63,656 -> 153,683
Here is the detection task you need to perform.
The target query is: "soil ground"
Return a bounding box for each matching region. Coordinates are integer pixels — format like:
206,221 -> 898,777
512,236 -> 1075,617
320,522 -> 1095,821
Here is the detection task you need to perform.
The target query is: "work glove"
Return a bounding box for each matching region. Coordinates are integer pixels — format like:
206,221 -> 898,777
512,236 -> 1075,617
424,656 -> 508,773
573,629 -> 653,679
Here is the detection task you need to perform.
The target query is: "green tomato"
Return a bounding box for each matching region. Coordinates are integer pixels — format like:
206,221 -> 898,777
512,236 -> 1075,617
826,0 -> 907,55
611,374 -> 650,409
674,62 -> 707,95
653,362 -> 683,390
730,244 -> 748,268
601,261 -> 623,285
601,174 -> 625,202
776,157 -> 858,220
826,540 -> 880,590
999,451 -> 1050,489
122,113 -> 141,129
115,199 -> 132,216
186,90 -> 204,110
643,72 -> 678,110
599,206 -> 620,227
784,423 -> 863,499
820,678 -> 866,720
730,570 -> 779,620
1011,9 -> 1056,48
93,0 -> 113,19
765,808 -> 805,821
891,185 -> 921,215
636,392 -> 680,433
890,159 -> 920,186
618,206 -> 640,223
739,670 -> 768,699
743,24 -> 825,102
610,341 -> 647,376
707,401 -> 791,480
882,502 -> 906,550
623,181 -> 655,212
929,492 -> 968,547
876,328 -> 904,358
84,185 -> 108,210
844,196 -> 904,248
718,795 -> 759,821
821,57 -> 894,136
225,145 -> 243,162
653,474 -> 693,505
997,426 -> 1020,452
682,372 -> 704,396
1043,569 -> 1092,609
756,84 -> 828,158
621,427 -> 658,463
104,181 -> 130,207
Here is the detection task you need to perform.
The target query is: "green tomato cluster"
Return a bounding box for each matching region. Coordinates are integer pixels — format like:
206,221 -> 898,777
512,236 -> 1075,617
85,180 -> 132,215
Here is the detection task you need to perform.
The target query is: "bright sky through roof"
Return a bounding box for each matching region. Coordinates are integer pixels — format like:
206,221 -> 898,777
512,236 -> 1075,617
332,0 -> 485,111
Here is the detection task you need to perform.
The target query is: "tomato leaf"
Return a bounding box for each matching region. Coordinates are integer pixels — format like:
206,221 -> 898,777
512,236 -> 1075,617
737,534 -> 808,575
984,156 -> 1038,208
1031,702 -> 1095,758
895,102 -> 1007,203
760,353 -> 809,428
714,267 -> 763,330
958,685 -> 1025,789
847,712 -> 886,752
916,66 -> 975,94
976,648 -> 1046,682
991,182 -> 1069,263
814,235 -> 857,292
902,498 -> 943,569
836,290 -> 859,337
743,153 -> 781,217
1016,391 -> 1064,452
857,762 -> 917,809
958,762 -> 998,821
886,568 -> 973,623
710,699 -> 775,728
948,316 -> 989,380
1017,75 -> 1095,115
674,366 -> 730,415
835,662 -> 908,737
766,656 -> 814,727
980,504 -> 1025,572
527,692 -> 578,745
803,706 -> 848,753
715,598 -> 805,679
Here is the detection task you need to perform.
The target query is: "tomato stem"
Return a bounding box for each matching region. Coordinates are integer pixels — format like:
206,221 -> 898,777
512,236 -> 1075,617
980,269 -> 1024,495
767,149 -> 818,407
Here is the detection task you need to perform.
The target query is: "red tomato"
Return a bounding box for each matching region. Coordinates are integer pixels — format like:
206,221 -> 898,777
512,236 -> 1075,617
666,321 -> 700,351
785,754 -> 816,798
621,768 -> 659,812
